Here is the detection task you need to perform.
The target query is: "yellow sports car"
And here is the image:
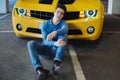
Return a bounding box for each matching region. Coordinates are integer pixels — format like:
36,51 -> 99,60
12,0 -> 104,40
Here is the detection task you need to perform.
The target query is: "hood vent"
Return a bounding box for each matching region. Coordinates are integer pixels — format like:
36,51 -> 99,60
39,0 -> 53,4
58,0 -> 75,4
39,0 -> 75,4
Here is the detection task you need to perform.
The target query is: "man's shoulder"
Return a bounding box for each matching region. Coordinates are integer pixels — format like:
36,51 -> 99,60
40,20 -> 48,26
61,20 -> 66,23
40,20 -> 51,29
44,20 -> 51,23
42,20 -> 51,25
60,20 -> 67,25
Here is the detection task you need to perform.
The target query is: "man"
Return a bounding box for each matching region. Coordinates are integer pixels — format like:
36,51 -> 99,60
27,4 -> 68,80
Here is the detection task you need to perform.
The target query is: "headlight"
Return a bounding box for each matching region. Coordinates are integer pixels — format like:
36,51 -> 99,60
17,8 -> 26,16
85,10 -> 97,18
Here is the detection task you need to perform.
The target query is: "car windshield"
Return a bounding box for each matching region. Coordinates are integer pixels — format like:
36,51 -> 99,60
39,0 -> 75,4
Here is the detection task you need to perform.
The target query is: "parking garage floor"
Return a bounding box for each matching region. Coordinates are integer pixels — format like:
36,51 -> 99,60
0,13 -> 120,80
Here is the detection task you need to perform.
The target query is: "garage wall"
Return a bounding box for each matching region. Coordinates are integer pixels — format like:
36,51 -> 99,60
9,0 -> 17,12
112,0 -> 120,14
0,0 -> 8,13
108,0 -> 120,14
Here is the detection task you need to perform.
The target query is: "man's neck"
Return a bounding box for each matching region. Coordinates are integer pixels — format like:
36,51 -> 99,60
52,17 -> 60,25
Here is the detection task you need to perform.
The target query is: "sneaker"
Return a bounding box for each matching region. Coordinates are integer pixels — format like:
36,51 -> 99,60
37,69 -> 49,80
52,64 -> 61,74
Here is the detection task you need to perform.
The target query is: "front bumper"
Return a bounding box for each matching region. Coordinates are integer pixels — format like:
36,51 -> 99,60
12,13 -> 104,40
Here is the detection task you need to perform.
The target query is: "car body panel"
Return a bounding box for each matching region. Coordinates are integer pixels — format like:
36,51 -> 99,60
12,0 -> 104,40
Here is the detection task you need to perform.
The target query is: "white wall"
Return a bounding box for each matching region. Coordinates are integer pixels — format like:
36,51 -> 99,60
0,0 -> 8,13
108,0 -> 120,14
112,0 -> 120,14
0,0 -> 17,13
9,0 -> 17,12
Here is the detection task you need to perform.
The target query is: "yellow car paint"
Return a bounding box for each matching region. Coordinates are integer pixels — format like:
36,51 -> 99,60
12,0 -> 104,40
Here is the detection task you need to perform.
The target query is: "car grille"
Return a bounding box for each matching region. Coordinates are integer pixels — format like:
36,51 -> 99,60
64,12 -> 79,20
30,10 -> 79,20
30,10 -> 53,20
26,28 -> 82,35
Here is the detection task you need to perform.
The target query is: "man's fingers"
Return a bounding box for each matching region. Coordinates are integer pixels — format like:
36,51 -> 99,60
59,40 -> 66,46
46,35 -> 49,41
47,31 -> 57,41
46,34 -> 51,41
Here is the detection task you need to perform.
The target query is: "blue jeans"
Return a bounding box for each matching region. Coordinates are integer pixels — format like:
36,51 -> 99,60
27,40 -> 65,71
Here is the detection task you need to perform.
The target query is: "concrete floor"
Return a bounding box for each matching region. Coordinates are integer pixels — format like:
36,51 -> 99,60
71,14 -> 120,80
0,1 -> 120,79
0,32 -> 76,80
0,13 -> 120,80
0,14 -> 77,80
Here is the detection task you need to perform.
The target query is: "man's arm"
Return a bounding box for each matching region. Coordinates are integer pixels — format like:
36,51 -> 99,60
54,39 -> 66,47
39,21 -> 68,46
46,21 -> 68,41
39,23 -> 55,46
56,21 -> 68,35
54,34 -> 68,47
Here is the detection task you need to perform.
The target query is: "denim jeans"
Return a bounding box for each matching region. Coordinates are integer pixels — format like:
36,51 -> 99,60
27,40 -> 65,71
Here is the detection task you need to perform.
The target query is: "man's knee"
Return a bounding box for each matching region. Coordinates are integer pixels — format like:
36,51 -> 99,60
57,46 -> 65,51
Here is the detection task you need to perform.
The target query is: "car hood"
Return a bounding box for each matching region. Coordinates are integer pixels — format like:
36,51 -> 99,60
15,0 -> 102,12
68,0 -> 102,10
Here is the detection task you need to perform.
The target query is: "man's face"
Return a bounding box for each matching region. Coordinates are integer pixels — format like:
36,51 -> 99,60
54,8 -> 65,20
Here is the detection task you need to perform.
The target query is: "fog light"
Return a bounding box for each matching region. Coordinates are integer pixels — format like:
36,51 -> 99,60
87,26 -> 95,34
16,24 -> 22,31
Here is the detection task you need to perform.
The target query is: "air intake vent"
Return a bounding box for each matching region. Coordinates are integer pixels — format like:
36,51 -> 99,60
26,28 -> 41,34
39,0 -> 53,4
68,29 -> 83,35
58,0 -> 75,4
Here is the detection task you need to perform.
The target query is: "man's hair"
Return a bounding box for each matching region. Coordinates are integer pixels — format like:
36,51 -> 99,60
56,4 -> 67,13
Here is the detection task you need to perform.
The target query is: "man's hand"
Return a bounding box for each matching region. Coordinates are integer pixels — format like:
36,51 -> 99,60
54,39 -> 66,47
46,31 -> 57,41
